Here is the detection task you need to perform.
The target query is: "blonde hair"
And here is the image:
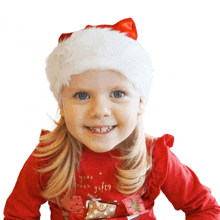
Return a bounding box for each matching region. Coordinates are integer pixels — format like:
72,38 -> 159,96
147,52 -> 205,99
114,118 -> 152,195
34,116 -> 152,201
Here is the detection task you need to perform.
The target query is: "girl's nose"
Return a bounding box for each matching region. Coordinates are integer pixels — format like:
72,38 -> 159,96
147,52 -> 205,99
89,97 -> 111,119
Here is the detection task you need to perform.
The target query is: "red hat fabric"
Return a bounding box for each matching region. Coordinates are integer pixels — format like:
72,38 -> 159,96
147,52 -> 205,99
58,18 -> 138,43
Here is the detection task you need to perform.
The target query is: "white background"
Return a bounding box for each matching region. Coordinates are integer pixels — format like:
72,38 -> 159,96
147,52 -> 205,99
1,0 -> 220,219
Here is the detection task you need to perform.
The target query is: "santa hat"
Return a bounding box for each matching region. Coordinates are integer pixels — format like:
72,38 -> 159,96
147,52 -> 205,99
46,18 -> 153,108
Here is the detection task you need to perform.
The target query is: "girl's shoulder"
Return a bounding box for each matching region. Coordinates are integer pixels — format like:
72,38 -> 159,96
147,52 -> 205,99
40,129 -> 51,135
143,133 -> 175,202
145,133 -> 175,175
145,133 -> 174,152
39,129 -> 51,141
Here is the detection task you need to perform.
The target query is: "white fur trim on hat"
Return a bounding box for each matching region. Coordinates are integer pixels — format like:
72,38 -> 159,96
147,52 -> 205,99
46,27 -> 153,107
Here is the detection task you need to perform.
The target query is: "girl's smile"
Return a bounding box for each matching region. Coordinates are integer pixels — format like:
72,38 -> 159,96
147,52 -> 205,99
60,69 -> 143,153
85,125 -> 117,136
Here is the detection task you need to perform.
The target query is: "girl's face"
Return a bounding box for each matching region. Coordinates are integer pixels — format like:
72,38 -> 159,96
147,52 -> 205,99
60,69 -> 143,153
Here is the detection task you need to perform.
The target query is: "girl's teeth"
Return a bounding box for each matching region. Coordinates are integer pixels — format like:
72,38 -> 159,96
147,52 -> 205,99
89,126 -> 114,133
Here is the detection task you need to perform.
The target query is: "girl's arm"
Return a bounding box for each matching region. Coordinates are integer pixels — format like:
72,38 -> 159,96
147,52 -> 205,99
3,147 -> 47,219
157,135 -> 220,219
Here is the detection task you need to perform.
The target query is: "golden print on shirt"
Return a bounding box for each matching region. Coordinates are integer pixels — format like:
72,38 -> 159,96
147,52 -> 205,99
85,200 -> 117,219
85,194 -> 118,219
77,173 -> 112,194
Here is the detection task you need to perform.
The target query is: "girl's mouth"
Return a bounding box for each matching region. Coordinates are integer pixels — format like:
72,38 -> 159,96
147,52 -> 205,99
85,126 -> 117,135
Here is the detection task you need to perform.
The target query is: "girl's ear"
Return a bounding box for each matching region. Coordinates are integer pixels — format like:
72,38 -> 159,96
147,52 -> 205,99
59,105 -> 64,117
138,98 -> 145,116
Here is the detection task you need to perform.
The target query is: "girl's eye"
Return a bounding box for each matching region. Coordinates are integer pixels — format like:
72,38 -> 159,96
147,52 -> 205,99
75,92 -> 89,100
73,91 -> 125,100
112,91 -> 125,98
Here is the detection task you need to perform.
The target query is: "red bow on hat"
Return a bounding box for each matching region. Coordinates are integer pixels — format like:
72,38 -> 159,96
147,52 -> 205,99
58,18 -> 138,43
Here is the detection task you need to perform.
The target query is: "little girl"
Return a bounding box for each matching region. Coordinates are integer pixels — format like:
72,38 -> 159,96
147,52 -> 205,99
4,18 -> 220,220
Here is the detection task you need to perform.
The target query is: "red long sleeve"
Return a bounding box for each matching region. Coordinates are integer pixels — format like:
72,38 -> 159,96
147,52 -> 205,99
156,135 -> 220,219
3,140 -> 48,219
3,151 -> 47,219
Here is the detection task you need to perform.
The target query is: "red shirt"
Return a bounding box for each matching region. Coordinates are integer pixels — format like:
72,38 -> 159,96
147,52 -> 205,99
4,130 -> 220,219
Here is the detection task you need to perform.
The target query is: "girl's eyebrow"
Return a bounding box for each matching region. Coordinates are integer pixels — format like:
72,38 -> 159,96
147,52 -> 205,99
71,83 -> 132,91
